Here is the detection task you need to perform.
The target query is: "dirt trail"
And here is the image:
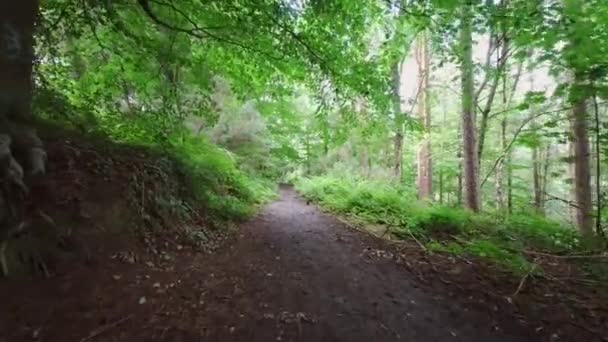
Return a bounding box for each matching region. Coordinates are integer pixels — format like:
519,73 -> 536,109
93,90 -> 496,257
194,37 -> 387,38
177,186 -> 536,342
1,186 -> 550,341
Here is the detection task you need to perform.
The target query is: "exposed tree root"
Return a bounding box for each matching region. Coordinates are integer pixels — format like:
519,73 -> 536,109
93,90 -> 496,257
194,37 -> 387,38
0,125 -> 47,277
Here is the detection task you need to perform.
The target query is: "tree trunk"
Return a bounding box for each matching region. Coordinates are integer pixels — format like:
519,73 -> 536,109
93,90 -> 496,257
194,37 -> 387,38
571,83 -> 593,236
593,95 -> 603,237
356,97 -> 372,178
460,0 -> 480,212
392,62 -> 404,181
507,151 -> 513,214
0,1 -> 42,166
533,145 -> 543,214
496,64 -> 522,214
322,121 -> 329,156
457,148 -> 463,206
540,145 -> 552,214
439,168 -> 444,204
439,102 -> 448,205
496,119 -> 507,211
416,30 -> 432,199
0,1 -> 43,277
569,137 -> 577,223
477,34 -> 509,165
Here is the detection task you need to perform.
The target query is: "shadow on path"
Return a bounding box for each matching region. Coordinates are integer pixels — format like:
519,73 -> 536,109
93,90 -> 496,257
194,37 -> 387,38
190,185 -> 536,342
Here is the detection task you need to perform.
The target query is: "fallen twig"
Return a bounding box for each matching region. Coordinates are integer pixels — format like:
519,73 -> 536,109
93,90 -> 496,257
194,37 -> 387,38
523,250 -> 608,259
406,229 -> 427,252
335,215 -> 430,252
79,314 -> 133,342
512,265 -> 536,298
336,216 -> 358,231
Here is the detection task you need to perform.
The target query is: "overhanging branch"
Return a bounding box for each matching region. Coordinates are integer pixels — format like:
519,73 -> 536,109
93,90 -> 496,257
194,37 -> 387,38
137,0 -> 283,61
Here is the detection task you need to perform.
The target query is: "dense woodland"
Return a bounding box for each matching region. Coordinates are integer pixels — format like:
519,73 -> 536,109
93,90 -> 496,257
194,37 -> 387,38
1,0 -> 608,278
2,0 -> 608,340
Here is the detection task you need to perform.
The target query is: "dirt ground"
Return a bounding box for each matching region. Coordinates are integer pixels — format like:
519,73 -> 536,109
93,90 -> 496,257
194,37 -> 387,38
1,185 -> 606,342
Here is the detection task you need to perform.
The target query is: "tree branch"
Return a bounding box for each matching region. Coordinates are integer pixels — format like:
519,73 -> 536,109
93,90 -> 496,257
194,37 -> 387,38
260,8 -> 337,78
480,108 -> 551,188
137,0 -> 283,61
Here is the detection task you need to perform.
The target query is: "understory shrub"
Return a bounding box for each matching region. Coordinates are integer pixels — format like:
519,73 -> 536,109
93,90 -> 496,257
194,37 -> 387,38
170,135 -> 276,220
296,175 -> 581,274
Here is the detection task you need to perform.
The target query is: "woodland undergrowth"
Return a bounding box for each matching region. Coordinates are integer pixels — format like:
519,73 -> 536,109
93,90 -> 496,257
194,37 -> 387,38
296,176 -> 607,279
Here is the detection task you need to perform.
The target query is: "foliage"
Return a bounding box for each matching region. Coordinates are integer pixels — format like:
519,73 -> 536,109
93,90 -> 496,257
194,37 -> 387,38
169,135 -> 275,221
297,175 -> 583,274
27,0 -> 608,259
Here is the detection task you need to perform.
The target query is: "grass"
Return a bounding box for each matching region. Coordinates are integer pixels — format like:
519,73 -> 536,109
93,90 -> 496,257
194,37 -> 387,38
169,135 -> 277,221
296,175 -> 584,275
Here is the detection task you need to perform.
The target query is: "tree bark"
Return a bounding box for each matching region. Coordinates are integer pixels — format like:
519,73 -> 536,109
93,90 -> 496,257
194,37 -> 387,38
477,34 -> 509,165
0,1 -> 42,277
0,1 -> 42,185
416,30 -> 432,199
496,119 -> 507,211
460,0 -> 480,212
507,150 -> 513,214
439,107 -> 447,205
532,144 -> 548,215
0,1 -> 43,168
541,145 -> 551,214
571,82 -> 593,236
569,135 -> 576,223
457,148 -> 463,206
593,94 -> 603,237
496,59 -> 522,214
392,61 -> 404,181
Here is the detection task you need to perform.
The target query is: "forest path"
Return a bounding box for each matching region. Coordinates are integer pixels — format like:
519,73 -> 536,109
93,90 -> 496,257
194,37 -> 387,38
186,185 -> 535,342
0,185 -> 542,342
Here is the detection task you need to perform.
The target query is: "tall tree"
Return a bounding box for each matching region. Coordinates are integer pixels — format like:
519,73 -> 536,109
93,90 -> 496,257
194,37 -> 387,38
416,30 -> 432,199
392,61 -> 404,181
571,81 -> 593,236
496,59 -> 522,213
0,0 -> 45,276
563,0 -> 594,236
532,144 -> 551,215
459,0 -> 480,212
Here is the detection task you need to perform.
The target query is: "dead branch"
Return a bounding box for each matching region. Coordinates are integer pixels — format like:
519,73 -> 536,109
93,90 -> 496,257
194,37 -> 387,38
407,229 -> 427,251
480,108 -> 552,188
79,314 -> 133,342
523,250 -> 608,259
511,264 -> 536,297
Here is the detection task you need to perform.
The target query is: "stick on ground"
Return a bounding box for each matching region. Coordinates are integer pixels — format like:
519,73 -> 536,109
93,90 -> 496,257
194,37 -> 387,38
79,314 -> 133,342
512,265 -> 536,298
